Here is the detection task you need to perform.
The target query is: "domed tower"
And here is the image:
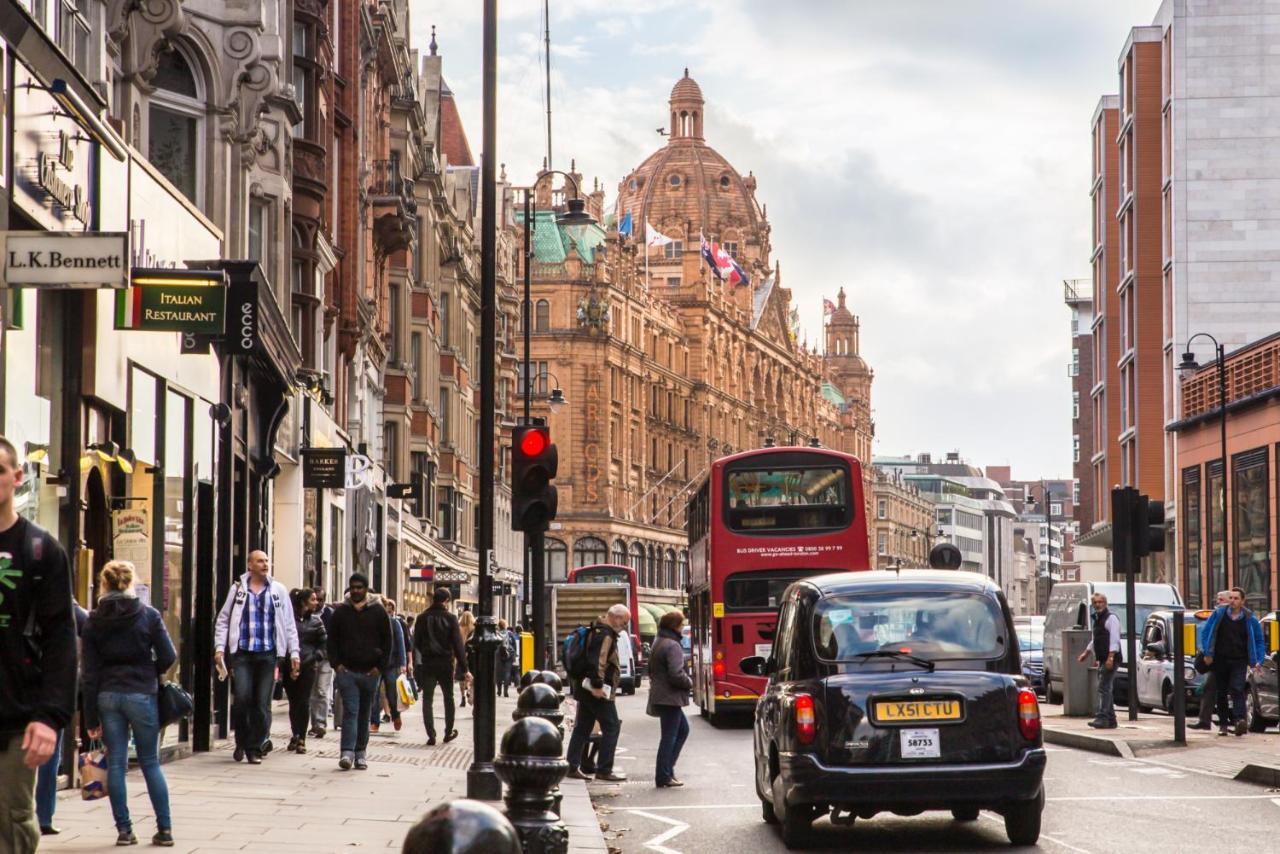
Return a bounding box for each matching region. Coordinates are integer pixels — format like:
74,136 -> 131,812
615,70 -> 771,289
825,287 -> 872,411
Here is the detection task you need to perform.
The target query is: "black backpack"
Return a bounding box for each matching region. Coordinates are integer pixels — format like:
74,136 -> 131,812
19,524 -> 48,678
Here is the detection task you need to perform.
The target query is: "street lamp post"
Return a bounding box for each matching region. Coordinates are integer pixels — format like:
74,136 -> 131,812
1179,334 -> 1230,601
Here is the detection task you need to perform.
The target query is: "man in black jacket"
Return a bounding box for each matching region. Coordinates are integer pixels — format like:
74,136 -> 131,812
326,573 -> 391,770
565,604 -> 631,782
0,436 -> 76,852
412,588 -> 470,745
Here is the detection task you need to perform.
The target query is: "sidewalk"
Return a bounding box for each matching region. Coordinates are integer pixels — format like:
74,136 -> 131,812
1041,703 -> 1280,784
39,688 -> 608,853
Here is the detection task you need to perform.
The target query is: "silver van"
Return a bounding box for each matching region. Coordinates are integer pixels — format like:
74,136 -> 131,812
1041,581 -> 1182,703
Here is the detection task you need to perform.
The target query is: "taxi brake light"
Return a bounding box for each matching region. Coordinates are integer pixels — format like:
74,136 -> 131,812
1017,688 -> 1041,741
794,693 -> 816,746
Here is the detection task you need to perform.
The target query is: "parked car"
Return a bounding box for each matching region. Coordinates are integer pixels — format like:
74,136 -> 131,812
617,629 -> 638,695
1247,611 -> 1279,732
1135,610 -> 1210,713
1042,581 -> 1183,704
743,569 -> 1045,849
1018,624 -> 1044,694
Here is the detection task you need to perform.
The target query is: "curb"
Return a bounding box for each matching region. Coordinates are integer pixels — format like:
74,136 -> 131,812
559,776 -> 610,853
1236,763 -> 1280,787
1042,726 -> 1134,759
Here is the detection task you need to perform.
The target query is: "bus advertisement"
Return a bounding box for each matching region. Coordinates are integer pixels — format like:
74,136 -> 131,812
686,447 -> 871,721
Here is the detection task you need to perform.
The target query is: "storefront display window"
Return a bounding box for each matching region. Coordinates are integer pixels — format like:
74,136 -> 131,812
1208,460 -> 1224,595
1233,448 -> 1270,612
162,390 -> 189,676
1182,465 -> 1201,609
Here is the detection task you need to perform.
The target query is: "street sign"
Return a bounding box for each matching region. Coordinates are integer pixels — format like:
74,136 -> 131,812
301,447 -> 347,488
1,232 -> 129,288
434,570 -> 471,583
115,269 -> 226,332
388,481 -> 421,501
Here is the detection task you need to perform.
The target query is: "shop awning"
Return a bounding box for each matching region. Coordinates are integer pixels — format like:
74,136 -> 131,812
1075,522 -> 1113,550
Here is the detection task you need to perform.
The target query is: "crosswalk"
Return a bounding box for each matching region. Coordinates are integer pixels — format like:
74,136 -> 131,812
1088,757 -> 1186,779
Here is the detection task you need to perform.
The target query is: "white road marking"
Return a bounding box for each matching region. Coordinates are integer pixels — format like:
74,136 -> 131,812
628,809 -> 691,854
1271,798 -> 1280,808
979,814 -> 1092,854
1047,794 -> 1280,801
626,803 -> 758,811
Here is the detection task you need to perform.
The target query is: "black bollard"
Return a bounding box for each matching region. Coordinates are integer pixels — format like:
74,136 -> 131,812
401,799 -> 521,854
520,670 -> 538,691
494,717 -> 569,854
513,682 -> 567,817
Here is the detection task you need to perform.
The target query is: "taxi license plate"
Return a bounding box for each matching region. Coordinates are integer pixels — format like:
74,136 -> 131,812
874,699 -> 962,722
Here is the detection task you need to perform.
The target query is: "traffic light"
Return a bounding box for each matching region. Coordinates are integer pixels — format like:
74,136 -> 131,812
1134,494 -> 1166,558
511,424 -> 558,532
1110,486 -> 1138,573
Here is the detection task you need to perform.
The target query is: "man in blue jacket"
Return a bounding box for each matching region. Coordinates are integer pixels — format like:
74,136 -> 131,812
1200,586 -> 1266,737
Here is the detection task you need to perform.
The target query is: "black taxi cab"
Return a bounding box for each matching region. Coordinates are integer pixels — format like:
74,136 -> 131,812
741,567 -> 1045,848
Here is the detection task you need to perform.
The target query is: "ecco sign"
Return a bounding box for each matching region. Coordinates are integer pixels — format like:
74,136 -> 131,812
1,232 -> 129,288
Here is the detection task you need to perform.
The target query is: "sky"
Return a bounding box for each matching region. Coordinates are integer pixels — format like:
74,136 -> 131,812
412,0 -> 1163,481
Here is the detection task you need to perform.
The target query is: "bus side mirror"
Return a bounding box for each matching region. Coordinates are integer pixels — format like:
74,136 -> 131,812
740,655 -> 772,677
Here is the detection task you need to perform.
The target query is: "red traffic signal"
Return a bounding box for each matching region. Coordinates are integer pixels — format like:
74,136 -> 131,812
512,425 -> 558,532
519,428 -> 548,458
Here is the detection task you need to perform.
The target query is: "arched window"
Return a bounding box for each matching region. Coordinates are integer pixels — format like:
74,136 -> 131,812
149,46 -> 204,206
535,299 -> 550,332
574,536 -> 607,568
612,539 -> 627,565
647,545 -> 658,588
546,537 -> 568,582
678,550 -> 689,590
630,542 -> 645,578
664,549 -> 676,590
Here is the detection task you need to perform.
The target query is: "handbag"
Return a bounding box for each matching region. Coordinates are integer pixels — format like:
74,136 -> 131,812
397,672 -> 418,709
1193,651 -> 1210,675
79,741 -> 109,800
158,680 -> 195,727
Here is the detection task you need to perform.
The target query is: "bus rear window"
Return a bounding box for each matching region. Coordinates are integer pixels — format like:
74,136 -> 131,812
724,569 -> 824,612
725,466 -> 851,533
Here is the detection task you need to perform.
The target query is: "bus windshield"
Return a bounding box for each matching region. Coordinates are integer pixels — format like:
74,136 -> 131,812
725,466 -> 850,533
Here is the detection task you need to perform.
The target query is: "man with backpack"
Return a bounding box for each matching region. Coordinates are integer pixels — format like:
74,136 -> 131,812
565,604 -> 631,782
497,619 -> 517,697
412,588 -> 470,744
0,436 -> 77,852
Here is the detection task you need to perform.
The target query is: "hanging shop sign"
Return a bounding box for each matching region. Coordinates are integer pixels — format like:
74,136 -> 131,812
408,564 -> 436,581
433,570 -> 471,584
302,447 -> 348,489
111,505 -> 152,583
346,453 -> 374,490
114,269 -> 227,332
1,232 -> 129,288
387,480 -> 422,502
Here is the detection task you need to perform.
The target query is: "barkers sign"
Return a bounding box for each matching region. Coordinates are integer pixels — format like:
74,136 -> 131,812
1,232 -> 129,288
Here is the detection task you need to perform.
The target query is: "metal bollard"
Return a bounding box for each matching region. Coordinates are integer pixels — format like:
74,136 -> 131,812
401,799 -> 521,854
494,717 -> 569,854
513,683 -> 566,816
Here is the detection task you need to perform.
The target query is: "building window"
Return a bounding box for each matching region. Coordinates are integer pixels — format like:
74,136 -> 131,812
383,422 -> 399,480
1072,391 -> 1080,420
664,549 -> 676,589
877,498 -> 887,519
389,283 -> 402,362
534,299 -> 550,332
1208,460 -> 1225,594
877,531 -> 888,555
612,539 -> 627,565
546,538 -> 568,582
248,199 -> 270,271
573,536 -> 607,568
1233,448 -> 1270,612
1182,465 -> 1202,608
440,292 -> 451,347
438,388 -> 450,443
148,47 -> 204,207
723,241 -> 738,259
629,542 -> 645,577
663,241 -> 683,260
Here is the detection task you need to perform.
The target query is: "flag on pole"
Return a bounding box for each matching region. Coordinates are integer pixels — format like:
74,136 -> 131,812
700,233 -> 717,275
618,211 -> 633,237
646,221 -> 674,248
823,297 -> 836,318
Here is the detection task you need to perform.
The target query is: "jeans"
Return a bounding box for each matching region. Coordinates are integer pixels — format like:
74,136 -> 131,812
372,667 -> 403,725
311,660 -> 334,729
99,692 -> 172,833
0,735 -> 39,852
335,669 -> 380,754
417,666 -> 455,738
655,705 -> 690,785
566,695 -> 621,775
283,662 -> 318,739
1095,664 -> 1117,724
230,650 -> 278,753
35,729 -> 63,828
1213,660 -> 1248,726
1198,669 -> 1218,725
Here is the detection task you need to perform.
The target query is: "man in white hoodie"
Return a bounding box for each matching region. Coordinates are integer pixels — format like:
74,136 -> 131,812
214,551 -> 299,763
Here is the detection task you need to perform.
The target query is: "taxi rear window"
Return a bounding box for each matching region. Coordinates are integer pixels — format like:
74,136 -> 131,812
814,592 -> 1006,661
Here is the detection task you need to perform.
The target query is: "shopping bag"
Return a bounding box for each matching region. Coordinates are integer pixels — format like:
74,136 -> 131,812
397,672 -> 418,709
79,741 -> 109,801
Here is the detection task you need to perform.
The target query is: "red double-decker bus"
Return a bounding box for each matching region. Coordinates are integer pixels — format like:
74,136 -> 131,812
686,446 -> 871,721
566,564 -> 640,634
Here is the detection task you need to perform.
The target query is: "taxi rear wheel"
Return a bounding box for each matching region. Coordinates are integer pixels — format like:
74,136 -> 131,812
761,797 -> 779,825
1003,786 -> 1044,846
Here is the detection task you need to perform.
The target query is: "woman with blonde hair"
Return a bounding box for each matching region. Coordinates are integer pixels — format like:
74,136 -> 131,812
457,609 -> 475,707
81,561 -> 178,847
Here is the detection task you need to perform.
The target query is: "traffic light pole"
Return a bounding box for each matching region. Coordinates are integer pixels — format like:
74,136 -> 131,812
467,0 -> 501,802
531,528 -> 546,669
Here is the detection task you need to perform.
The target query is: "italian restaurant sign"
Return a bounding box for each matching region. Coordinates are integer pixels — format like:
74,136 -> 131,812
115,269 -> 227,332
1,232 -> 129,288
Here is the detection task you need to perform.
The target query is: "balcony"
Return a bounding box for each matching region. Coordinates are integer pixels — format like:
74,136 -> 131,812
368,160 -> 417,255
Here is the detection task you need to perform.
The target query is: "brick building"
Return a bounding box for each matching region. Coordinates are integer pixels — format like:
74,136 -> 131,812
870,468 -> 933,569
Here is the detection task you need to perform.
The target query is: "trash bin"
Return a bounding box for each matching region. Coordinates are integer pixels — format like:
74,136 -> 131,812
1062,628 -> 1098,717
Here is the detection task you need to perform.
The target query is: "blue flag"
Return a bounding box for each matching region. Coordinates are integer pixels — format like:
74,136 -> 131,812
619,211 -> 633,237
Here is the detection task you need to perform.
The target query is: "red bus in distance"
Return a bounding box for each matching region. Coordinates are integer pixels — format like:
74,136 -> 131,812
566,564 -> 641,638
686,446 -> 871,721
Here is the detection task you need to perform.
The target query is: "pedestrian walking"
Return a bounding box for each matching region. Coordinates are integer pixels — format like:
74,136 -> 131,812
649,611 -> 692,788
1076,592 -> 1121,729
0,435 -> 76,854
1200,586 -> 1266,737
327,573 -> 392,770
310,586 -> 335,738
411,587 -> 470,745
370,597 -> 405,733
81,560 -> 178,847
213,550 -> 300,764
565,604 -> 631,782
497,619 -> 518,697
35,599 -> 87,838
458,609 -> 476,708
284,588 -> 326,754
1190,589 -> 1231,731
